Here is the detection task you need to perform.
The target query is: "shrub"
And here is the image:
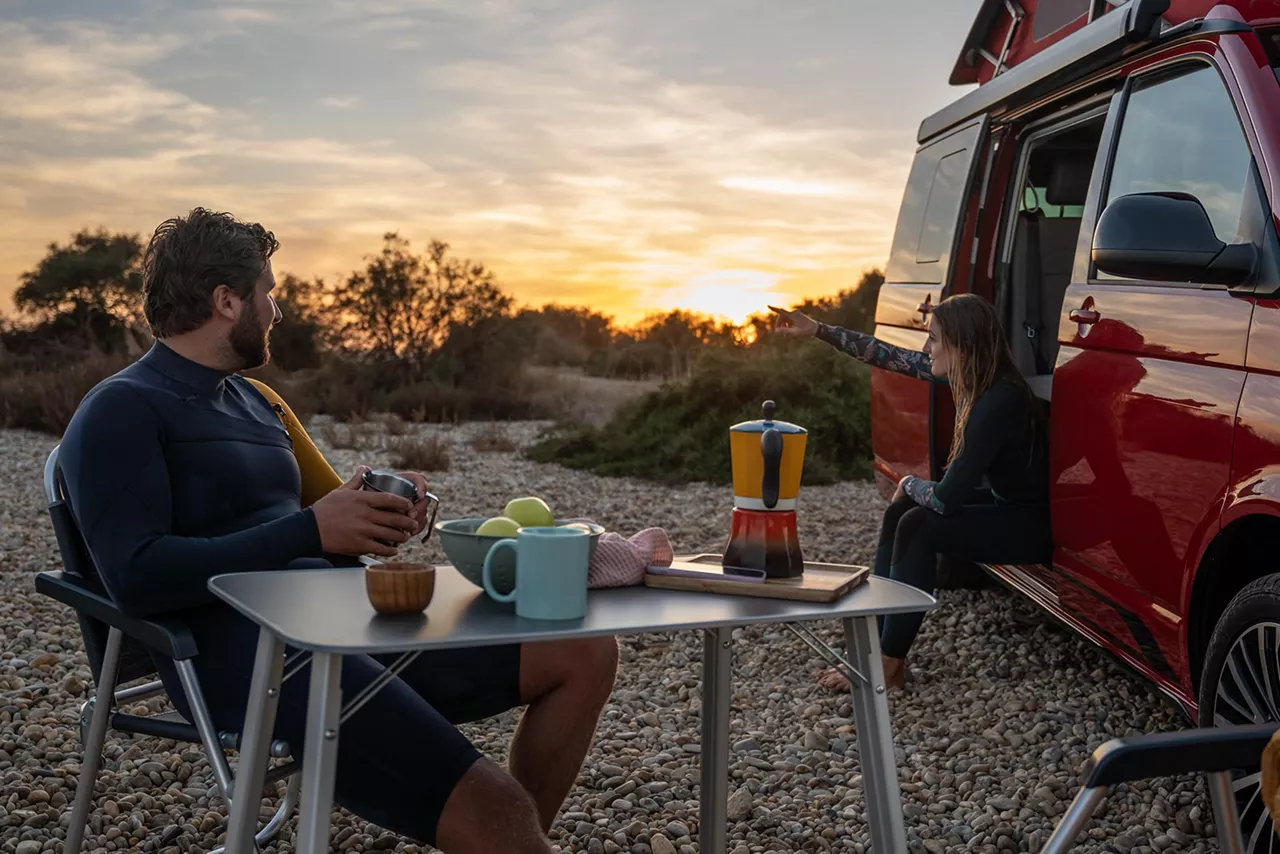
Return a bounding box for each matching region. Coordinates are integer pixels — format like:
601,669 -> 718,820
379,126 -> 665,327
470,423 -> 518,452
527,339 -> 872,485
389,435 -> 451,471
0,350 -> 130,434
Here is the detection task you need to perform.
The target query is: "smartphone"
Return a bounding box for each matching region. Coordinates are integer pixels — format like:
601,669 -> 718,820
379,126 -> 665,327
647,561 -> 767,583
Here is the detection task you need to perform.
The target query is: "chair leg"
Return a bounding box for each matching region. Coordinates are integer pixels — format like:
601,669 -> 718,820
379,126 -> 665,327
1208,770 -> 1246,854
174,660 -> 235,801
64,627 -> 123,854
208,773 -> 300,854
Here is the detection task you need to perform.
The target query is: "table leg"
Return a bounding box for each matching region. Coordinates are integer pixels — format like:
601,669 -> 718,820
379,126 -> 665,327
700,626 -> 732,854
224,628 -> 285,854
295,652 -> 343,854
843,617 -> 907,853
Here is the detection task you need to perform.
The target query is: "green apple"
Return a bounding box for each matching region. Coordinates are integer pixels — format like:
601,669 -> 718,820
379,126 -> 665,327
558,522 -> 593,534
476,516 -> 521,537
503,496 -> 555,528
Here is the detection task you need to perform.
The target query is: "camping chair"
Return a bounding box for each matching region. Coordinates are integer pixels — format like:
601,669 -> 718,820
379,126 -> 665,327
1041,721 -> 1280,853
35,445 -> 301,853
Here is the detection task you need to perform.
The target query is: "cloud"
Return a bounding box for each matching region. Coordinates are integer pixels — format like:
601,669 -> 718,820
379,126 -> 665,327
319,95 -> 360,109
0,0 -> 942,325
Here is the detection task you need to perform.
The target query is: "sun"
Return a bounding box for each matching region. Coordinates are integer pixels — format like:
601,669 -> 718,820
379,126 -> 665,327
669,270 -> 784,325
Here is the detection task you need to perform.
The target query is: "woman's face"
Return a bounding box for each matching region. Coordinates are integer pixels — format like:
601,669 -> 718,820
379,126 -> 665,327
923,322 -> 952,379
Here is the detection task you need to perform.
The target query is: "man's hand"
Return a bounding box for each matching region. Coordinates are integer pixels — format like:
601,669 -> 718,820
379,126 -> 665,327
311,466 -> 417,557
396,470 -> 434,536
768,305 -> 819,338
892,477 -> 908,503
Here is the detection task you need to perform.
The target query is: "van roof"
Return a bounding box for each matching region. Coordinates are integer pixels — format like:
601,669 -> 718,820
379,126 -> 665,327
949,0 -> 1277,87
922,10 -> 1249,143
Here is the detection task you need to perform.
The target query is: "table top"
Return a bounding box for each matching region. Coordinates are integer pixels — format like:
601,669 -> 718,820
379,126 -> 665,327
207,565 -> 937,654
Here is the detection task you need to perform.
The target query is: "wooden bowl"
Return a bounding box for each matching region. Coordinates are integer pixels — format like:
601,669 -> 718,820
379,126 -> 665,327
365,562 -> 436,615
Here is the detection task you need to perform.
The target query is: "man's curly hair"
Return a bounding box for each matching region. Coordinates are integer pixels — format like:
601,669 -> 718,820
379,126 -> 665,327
142,207 -> 279,338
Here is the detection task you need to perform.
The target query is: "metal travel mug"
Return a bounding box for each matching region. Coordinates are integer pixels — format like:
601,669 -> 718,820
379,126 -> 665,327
360,469 -> 440,543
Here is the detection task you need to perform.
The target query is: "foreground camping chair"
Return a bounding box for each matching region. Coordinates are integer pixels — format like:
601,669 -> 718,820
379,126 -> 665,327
35,445 -> 301,853
1041,721 -> 1280,853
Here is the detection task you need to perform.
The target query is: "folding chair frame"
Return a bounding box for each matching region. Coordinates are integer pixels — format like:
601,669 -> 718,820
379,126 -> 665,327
1041,721 -> 1280,853
38,446 -> 303,853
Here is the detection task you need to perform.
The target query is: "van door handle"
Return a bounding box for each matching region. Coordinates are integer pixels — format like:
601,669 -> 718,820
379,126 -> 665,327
1069,308 -> 1100,325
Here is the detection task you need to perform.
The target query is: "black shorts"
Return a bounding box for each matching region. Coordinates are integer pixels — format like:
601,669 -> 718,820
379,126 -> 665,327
166,606 -> 524,847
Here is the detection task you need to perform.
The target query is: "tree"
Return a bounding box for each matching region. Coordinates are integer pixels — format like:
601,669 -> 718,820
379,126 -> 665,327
269,274 -> 331,371
15,229 -> 144,323
745,268 -> 885,343
333,234 -> 512,372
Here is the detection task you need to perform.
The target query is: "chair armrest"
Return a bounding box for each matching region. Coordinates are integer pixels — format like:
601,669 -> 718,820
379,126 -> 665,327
1083,723 -> 1280,788
35,571 -> 199,661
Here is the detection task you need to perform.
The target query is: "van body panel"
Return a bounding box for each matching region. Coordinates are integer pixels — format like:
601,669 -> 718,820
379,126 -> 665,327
871,120 -> 988,489
874,10 -> 1280,724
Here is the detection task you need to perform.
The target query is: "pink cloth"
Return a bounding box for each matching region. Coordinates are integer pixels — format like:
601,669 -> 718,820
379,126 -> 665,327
566,519 -> 674,589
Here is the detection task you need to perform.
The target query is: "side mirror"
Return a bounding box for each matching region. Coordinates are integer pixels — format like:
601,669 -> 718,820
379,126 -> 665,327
1092,192 -> 1256,286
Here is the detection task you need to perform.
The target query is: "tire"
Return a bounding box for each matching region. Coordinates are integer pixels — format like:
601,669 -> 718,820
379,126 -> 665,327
1197,574 -> 1280,853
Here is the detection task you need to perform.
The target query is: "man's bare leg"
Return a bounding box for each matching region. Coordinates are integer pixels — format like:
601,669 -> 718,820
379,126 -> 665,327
510,636 -> 619,829
436,758 -> 552,854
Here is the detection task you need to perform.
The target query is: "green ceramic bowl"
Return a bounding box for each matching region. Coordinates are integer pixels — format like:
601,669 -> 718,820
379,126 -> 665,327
435,518 -> 605,595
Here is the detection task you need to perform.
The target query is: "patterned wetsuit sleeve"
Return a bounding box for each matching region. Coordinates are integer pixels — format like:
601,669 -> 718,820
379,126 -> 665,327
902,476 -> 946,514
814,322 -> 938,382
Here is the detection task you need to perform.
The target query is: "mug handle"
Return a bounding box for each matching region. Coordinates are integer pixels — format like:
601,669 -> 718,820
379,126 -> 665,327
483,539 -> 518,603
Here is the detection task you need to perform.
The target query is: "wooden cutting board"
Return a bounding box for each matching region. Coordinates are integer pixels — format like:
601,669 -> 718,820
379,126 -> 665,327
644,554 -> 869,603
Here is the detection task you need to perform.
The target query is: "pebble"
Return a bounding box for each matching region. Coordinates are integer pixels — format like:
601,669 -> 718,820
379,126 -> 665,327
0,422 -> 1230,854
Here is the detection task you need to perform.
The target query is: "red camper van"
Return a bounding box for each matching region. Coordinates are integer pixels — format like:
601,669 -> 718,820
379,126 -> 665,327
874,0 -> 1280,845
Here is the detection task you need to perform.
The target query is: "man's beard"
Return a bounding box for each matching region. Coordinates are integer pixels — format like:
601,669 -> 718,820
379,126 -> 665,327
229,300 -> 271,370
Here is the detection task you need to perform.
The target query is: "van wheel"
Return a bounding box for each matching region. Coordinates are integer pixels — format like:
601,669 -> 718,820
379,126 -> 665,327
936,556 -> 995,590
1197,574 -> 1280,852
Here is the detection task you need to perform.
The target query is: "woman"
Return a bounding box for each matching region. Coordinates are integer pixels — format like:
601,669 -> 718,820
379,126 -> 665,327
770,294 -> 1051,691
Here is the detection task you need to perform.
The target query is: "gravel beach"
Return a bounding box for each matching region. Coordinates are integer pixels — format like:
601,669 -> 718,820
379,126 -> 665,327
0,419 -> 1218,853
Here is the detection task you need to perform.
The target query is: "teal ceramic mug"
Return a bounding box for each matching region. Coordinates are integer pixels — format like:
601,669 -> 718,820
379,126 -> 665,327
482,527 -> 590,620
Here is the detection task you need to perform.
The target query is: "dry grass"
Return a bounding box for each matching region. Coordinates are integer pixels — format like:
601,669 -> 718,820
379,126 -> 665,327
389,434 -> 451,471
383,414 -> 411,435
525,367 -> 660,427
318,422 -> 381,451
470,422 -> 518,453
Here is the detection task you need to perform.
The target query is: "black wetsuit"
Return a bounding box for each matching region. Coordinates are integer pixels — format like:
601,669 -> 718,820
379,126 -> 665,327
59,341 -> 520,845
816,323 -> 1052,658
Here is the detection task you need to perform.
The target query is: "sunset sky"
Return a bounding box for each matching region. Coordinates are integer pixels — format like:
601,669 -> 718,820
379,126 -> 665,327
2,0 -> 978,325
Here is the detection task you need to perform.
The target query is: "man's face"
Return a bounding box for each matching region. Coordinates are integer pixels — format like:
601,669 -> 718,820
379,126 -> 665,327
229,259 -> 281,370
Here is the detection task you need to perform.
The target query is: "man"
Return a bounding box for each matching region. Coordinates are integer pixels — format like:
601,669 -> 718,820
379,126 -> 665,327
59,208 -> 618,853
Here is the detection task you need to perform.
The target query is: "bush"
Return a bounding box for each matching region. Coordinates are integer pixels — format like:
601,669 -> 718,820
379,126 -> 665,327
471,423 -> 518,452
389,435 -> 451,471
527,339 -> 872,485
0,350 -> 130,434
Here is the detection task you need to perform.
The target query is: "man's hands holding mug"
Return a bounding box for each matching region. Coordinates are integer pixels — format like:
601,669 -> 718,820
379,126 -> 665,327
311,465 -> 422,558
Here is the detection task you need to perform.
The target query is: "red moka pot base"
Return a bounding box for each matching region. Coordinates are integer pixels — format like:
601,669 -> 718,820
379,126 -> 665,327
721,508 -> 805,579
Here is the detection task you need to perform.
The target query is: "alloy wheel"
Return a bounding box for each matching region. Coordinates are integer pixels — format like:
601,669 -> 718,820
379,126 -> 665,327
1210,621 -> 1280,853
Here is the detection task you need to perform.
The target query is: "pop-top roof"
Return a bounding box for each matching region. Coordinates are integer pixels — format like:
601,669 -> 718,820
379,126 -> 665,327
949,0 -> 1239,87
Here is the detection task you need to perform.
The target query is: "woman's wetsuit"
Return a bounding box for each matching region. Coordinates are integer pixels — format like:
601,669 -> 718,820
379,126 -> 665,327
815,322 -> 1052,657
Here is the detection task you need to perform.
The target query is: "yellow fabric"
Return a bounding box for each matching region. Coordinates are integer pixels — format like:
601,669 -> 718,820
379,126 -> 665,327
245,378 -> 344,507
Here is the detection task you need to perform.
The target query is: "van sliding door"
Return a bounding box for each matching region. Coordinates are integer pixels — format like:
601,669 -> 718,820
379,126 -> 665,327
872,117 -> 988,494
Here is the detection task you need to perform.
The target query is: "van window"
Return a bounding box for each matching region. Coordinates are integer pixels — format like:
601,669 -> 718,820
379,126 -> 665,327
1033,0 -> 1090,41
916,151 -> 970,263
1105,64 -> 1254,245
884,120 -> 985,285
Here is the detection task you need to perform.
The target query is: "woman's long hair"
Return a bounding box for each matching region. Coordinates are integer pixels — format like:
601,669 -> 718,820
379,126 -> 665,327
930,293 -> 1038,465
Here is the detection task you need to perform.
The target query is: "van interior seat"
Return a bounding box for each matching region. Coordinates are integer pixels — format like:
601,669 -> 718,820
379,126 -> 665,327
1009,149 -> 1095,400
